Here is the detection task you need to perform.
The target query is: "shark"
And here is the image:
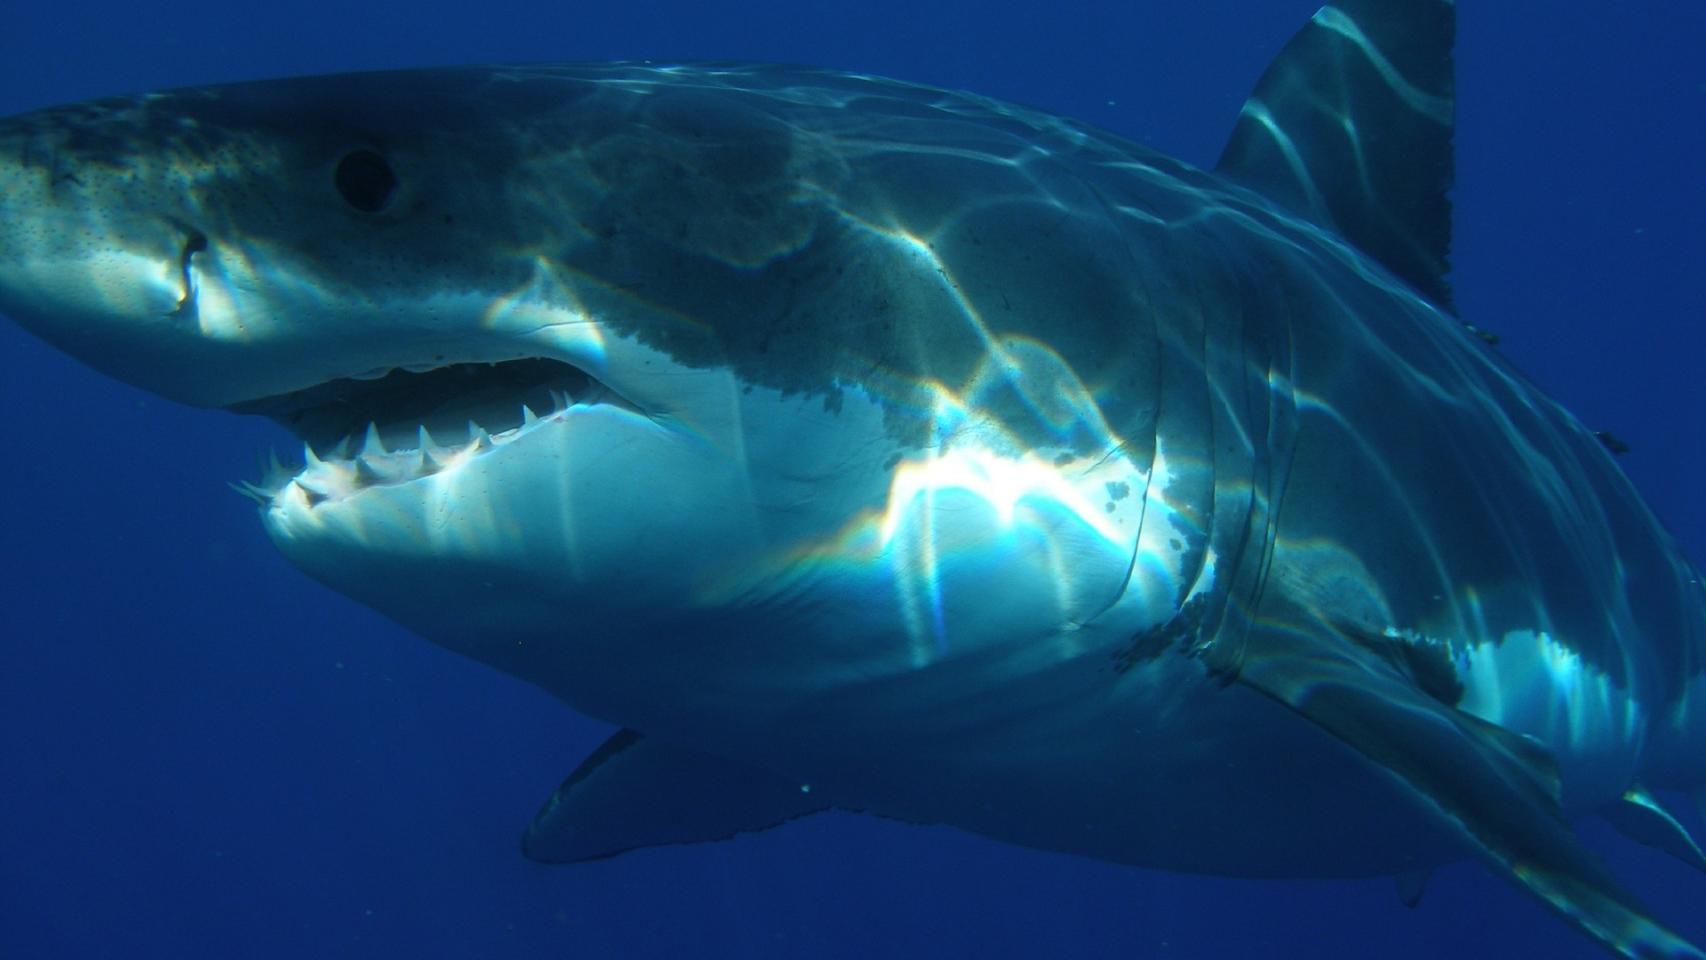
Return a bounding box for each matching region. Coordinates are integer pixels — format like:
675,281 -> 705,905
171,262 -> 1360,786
1,0 -> 1702,955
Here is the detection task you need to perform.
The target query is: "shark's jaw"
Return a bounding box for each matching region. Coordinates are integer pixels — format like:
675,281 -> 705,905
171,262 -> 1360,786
230,355 -> 639,509
241,331 -> 774,696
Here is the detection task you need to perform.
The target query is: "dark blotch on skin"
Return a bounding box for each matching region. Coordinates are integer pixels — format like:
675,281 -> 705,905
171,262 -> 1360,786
1113,594 -> 1206,673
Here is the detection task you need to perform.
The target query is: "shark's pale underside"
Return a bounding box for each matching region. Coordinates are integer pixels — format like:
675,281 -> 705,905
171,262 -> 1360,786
1,0 -> 1702,955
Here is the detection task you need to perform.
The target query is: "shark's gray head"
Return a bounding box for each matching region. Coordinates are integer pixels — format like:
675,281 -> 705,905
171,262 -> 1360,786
0,64 -> 1196,725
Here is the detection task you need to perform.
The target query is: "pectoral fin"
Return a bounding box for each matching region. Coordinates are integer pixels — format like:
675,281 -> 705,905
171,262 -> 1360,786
1602,785 -> 1706,874
523,730 -> 829,863
1231,620 -> 1703,959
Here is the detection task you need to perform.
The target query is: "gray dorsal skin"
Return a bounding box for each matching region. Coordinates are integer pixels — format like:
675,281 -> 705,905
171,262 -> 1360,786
2,2 -> 1706,959
524,731 -> 829,862
1216,0 -> 1456,309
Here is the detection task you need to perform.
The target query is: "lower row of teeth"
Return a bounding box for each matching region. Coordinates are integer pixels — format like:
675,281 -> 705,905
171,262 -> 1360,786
234,400 -> 569,507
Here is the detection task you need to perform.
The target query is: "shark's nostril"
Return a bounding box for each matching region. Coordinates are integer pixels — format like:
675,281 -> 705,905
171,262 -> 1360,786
172,230 -> 207,318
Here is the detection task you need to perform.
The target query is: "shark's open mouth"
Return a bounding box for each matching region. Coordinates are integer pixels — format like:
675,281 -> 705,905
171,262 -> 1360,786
231,357 -> 622,504
234,358 -> 604,453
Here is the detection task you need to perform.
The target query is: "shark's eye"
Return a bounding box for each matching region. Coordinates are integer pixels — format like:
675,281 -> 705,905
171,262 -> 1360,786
334,149 -> 397,213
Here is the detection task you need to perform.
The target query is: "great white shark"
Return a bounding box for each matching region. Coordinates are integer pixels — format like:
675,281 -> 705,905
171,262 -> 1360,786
1,0 -> 1701,955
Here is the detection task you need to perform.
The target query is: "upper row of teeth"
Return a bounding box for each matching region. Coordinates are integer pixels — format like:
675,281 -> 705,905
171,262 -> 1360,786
234,398 -> 571,507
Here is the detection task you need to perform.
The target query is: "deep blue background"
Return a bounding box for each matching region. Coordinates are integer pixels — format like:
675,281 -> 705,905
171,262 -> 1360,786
2,2 -> 1702,958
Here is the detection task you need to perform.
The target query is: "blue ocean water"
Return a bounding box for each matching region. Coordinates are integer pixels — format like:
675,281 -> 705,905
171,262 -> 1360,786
0,1 -> 1701,957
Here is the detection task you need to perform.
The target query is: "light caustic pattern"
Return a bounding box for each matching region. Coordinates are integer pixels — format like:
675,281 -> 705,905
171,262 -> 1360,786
736,225 -> 1205,669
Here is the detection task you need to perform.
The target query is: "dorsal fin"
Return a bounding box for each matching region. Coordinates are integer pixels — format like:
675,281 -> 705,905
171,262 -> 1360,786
1216,0 -> 1456,310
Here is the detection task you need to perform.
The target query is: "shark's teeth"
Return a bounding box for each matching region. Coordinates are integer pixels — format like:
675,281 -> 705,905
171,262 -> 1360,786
251,393 -> 586,509
416,425 -> 446,475
295,479 -> 329,507
352,456 -> 385,487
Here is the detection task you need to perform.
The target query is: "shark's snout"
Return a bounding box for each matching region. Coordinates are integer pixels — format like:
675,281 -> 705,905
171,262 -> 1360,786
0,116 -> 240,405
